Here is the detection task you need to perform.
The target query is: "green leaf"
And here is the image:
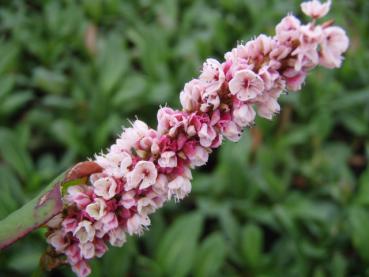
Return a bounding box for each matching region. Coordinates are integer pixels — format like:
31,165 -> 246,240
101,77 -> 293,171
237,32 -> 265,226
0,128 -> 33,179
0,171 -> 65,249
194,232 -> 227,277
348,206 -> 369,261
156,212 -> 203,277
241,223 -> 264,269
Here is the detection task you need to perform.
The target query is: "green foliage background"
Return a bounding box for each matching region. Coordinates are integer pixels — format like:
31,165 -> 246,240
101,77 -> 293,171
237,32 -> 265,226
0,0 -> 368,276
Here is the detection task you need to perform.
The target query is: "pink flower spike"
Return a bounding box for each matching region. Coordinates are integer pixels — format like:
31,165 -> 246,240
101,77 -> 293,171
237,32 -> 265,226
72,260 -> 91,277
93,177 -> 117,200
229,69 -> 264,101
85,198 -> 106,220
301,0 -> 331,19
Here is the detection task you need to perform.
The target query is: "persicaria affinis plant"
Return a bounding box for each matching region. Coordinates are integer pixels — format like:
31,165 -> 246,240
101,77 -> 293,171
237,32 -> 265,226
0,1 -> 349,276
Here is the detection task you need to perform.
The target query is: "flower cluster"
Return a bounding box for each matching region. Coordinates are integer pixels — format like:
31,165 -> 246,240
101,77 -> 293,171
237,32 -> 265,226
45,1 -> 348,276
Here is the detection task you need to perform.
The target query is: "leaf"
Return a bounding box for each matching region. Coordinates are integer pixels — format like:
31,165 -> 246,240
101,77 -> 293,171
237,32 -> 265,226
156,212 -> 203,277
0,172 -> 64,249
241,223 -> 264,269
194,232 -> 227,277
348,206 -> 369,261
0,128 -> 34,179
0,161 -> 102,250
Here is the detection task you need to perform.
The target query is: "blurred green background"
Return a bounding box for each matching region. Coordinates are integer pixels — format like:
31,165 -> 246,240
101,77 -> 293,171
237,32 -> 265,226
0,0 -> 368,276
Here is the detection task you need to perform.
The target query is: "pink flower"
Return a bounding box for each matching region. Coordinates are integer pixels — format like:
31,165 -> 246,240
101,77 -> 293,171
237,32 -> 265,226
168,176 -> 192,201
62,217 -> 78,234
120,190 -> 137,209
320,26 -> 349,68
65,243 -> 81,265
229,69 -> 264,101
72,260 -> 91,277
126,161 -> 158,190
93,177 -> 117,200
198,123 -> 216,147
200,90 -> 220,112
137,197 -> 157,215
152,174 -> 169,195
79,242 -> 95,259
66,185 -> 93,209
47,230 -> 68,252
188,146 -> 209,167
255,92 -> 281,120
200,58 -> 225,93
275,15 -> 301,43
284,68 -> 307,91
86,198 -> 106,220
222,121 -> 242,142
94,239 -> 108,257
119,152 -> 132,175
126,214 -> 151,236
301,0 -> 331,19
158,151 -> 178,168
180,79 -> 204,112
101,212 -> 119,233
108,227 -> 127,247
233,104 -> 256,128
74,221 -> 95,244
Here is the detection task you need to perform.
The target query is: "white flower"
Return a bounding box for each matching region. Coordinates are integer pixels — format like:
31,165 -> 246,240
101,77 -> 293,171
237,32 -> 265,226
86,198 -> 106,220
74,220 -> 95,244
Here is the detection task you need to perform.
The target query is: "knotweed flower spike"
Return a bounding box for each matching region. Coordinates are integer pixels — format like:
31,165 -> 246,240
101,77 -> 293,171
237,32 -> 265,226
45,1 -> 349,276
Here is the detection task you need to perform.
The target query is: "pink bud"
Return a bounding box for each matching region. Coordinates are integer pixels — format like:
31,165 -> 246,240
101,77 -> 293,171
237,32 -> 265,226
79,242 -> 95,259
168,176 -> 192,201
301,0 -> 331,19
72,260 -> 91,277
47,230 -> 68,252
101,212 -> 119,233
